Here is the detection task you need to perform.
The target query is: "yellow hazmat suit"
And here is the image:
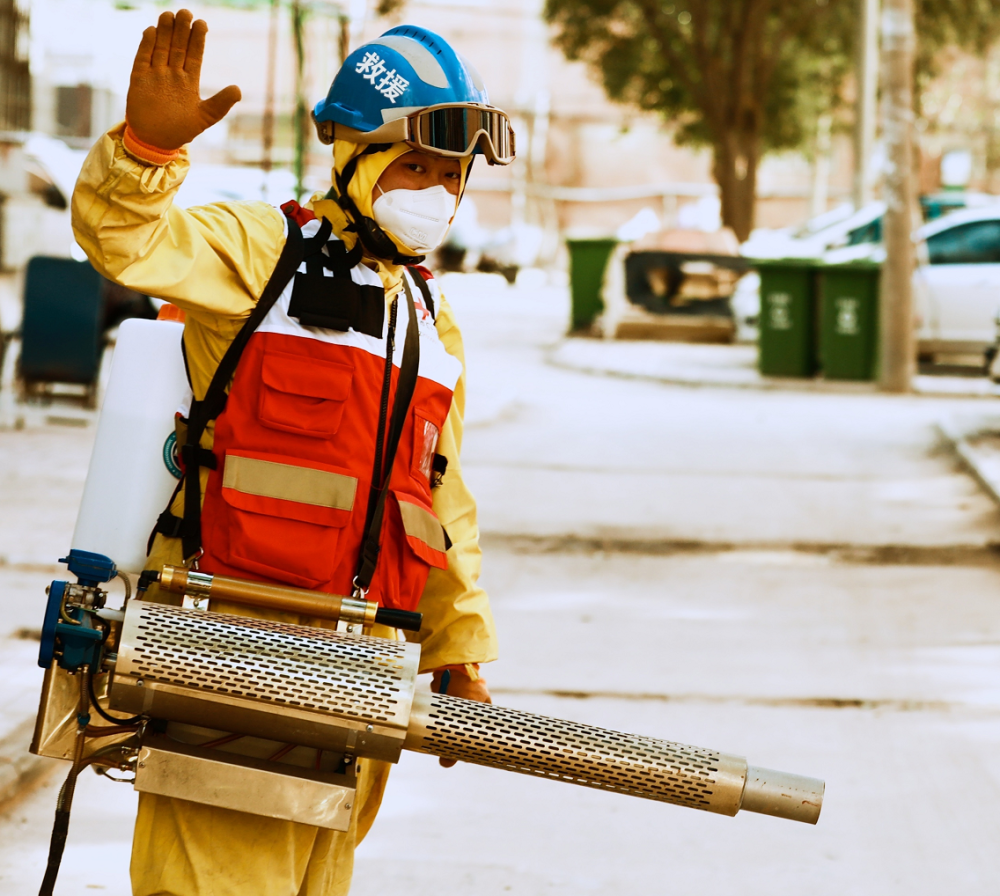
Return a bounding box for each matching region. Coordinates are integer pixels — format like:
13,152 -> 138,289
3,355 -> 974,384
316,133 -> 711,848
72,122 -> 497,895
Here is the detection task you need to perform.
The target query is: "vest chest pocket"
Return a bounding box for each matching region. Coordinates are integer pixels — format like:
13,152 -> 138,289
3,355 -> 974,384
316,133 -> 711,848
259,350 -> 354,438
218,451 -> 355,589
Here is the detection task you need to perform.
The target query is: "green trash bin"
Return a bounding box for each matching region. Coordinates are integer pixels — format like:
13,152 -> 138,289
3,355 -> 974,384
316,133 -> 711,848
755,259 -> 819,378
566,238 -> 618,332
818,262 -> 880,381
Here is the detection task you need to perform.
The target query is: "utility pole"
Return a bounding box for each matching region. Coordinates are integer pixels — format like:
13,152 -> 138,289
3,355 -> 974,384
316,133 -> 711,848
291,0 -> 308,202
261,0 -> 280,199
878,0 -> 916,393
853,0 -> 880,210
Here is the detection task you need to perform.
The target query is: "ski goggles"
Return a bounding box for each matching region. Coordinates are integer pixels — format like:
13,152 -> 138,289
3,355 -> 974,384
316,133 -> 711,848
315,103 -> 516,166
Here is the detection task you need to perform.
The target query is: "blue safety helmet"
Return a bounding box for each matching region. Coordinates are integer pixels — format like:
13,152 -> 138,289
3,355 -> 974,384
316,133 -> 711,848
313,25 -> 489,136
313,26 -> 514,265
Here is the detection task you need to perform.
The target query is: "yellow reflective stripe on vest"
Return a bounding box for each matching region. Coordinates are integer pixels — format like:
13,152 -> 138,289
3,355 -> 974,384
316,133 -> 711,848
223,455 -> 357,510
398,500 -> 446,552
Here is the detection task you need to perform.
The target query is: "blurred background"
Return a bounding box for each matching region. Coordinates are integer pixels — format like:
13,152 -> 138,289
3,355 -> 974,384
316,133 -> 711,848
3,1 -> 1000,894
7,0 -> 1000,383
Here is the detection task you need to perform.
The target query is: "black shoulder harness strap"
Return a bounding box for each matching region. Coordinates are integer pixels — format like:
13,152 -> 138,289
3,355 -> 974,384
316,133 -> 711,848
165,215 -> 330,560
354,276 -> 421,592
406,266 -> 436,319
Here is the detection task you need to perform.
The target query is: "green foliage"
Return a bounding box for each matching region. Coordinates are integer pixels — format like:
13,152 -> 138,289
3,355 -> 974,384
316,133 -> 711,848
915,0 -> 1000,86
545,0 -> 1000,157
545,0 -> 854,154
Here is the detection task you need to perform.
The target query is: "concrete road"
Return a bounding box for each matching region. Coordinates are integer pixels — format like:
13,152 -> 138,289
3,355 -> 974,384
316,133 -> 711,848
2,273 -> 999,894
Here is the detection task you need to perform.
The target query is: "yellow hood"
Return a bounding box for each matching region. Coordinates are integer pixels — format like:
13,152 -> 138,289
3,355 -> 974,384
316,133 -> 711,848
309,139 -> 470,295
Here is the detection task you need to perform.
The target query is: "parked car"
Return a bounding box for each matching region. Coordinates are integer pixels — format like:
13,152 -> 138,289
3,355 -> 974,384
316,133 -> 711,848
913,206 -> 1000,361
742,193 -> 996,261
741,202 -> 886,260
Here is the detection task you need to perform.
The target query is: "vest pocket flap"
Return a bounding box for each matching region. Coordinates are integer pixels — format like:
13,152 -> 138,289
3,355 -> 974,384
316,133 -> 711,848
261,351 -> 354,401
221,452 -> 356,527
393,492 -> 449,569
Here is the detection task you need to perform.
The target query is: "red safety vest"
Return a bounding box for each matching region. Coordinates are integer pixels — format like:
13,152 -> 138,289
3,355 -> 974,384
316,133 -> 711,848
197,217 -> 462,611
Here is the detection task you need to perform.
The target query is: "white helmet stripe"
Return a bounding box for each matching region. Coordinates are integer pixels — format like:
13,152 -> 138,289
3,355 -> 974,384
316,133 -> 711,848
370,36 -> 449,89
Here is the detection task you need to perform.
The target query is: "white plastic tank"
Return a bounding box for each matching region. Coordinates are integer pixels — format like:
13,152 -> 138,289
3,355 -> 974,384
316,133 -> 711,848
72,318 -> 191,573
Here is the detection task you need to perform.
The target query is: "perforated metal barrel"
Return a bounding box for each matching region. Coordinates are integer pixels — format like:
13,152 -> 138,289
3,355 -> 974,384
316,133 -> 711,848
111,602 -> 420,762
405,691 -> 823,823
110,602 -> 823,823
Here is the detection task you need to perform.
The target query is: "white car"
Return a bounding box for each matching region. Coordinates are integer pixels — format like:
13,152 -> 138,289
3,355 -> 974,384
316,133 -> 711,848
913,207 -> 1000,359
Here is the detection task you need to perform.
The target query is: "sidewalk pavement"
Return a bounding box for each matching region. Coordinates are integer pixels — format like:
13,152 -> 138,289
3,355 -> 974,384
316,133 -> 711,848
550,337 -> 1000,398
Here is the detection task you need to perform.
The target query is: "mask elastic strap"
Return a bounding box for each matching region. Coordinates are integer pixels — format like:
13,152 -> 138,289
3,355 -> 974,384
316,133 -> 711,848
332,150 -> 425,266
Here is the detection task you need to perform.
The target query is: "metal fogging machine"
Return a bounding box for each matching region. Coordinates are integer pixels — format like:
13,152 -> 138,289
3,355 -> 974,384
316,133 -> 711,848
30,321 -> 824,894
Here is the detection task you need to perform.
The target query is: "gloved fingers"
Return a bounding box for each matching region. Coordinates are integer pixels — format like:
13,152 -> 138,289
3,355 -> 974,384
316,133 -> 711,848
199,85 -> 242,127
150,11 -> 175,68
168,9 -> 194,69
132,25 -> 156,73
184,18 -> 209,76
432,669 -> 492,704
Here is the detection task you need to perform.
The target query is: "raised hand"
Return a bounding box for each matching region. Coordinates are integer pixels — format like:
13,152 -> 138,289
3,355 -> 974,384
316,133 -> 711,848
126,9 -> 241,150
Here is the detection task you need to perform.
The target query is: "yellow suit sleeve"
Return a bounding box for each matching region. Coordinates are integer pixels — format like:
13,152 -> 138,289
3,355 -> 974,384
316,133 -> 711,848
409,294 -> 498,673
71,123 -> 285,330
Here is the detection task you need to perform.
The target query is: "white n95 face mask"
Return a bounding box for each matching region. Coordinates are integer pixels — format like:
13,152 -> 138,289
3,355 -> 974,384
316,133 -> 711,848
372,185 -> 457,254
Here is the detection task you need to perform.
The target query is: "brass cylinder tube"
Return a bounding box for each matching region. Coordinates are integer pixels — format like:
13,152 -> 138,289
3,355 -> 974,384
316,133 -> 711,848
159,566 -> 346,621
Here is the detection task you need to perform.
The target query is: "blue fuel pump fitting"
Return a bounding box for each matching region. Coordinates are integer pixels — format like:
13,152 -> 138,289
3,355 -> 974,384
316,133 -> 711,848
38,550 -> 119,671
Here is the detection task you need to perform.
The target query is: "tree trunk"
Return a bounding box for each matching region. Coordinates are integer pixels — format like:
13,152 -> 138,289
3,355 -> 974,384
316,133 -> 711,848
712,133 -> 759,242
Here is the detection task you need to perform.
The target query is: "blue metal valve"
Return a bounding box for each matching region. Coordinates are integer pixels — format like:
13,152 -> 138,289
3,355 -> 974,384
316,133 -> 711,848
38,551 -> 118,671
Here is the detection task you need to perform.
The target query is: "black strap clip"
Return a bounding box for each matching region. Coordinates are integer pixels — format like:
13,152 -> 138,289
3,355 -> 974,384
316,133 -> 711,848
180,444 -> 218,471
431,453 -> 448,489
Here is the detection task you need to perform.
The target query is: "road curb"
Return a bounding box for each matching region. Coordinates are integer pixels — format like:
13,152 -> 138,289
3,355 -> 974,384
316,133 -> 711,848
0,715 -> 55,809
937,418 -> 1000,508
548,341 -> 1000,400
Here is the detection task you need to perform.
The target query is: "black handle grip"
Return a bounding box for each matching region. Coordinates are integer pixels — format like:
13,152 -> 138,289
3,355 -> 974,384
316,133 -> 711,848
374,607 -> 422,632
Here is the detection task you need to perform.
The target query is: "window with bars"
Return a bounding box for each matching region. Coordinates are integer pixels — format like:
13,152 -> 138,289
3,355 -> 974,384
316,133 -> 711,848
0,0 -> 31,133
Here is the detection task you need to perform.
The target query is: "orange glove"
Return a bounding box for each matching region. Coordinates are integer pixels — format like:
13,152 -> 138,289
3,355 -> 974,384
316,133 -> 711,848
431,666 -> 491,768
126,9 -> 241,153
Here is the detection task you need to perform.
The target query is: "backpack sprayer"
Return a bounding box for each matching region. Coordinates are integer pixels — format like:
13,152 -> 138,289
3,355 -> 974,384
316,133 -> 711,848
30,320 -> 824,894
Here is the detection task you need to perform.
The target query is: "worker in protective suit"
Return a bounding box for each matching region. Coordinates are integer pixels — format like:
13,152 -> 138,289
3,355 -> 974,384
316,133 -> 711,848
71,9 -> 515,895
